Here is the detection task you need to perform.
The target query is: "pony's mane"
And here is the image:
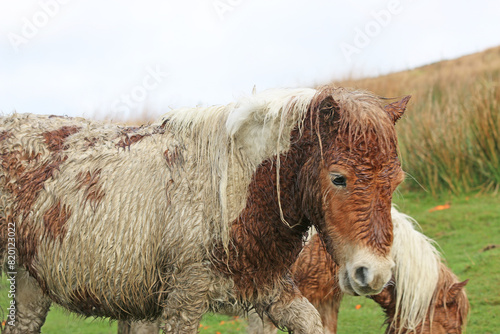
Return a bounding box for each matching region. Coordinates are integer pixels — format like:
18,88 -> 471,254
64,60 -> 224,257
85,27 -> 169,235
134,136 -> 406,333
159,89 -> 317,249
390,207 -> 441,334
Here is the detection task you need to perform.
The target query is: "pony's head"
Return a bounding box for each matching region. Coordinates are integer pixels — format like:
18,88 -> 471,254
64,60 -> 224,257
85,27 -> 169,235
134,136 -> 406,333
226,87 -> 409,296
423,277 -> 469,334
297,87 -> 409,296
377,274 -> 469,334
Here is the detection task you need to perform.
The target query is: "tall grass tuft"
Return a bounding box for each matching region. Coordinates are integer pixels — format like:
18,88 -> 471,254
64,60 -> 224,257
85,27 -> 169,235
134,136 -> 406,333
469,79 -> 500,191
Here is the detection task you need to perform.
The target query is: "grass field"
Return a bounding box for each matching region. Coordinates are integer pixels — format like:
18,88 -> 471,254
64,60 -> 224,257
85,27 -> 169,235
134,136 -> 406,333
1,192 -> 498,333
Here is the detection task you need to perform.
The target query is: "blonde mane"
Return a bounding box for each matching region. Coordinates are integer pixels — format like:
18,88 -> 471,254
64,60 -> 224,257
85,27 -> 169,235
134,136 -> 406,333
390,207 -> 441,333
159,88 -> 317,249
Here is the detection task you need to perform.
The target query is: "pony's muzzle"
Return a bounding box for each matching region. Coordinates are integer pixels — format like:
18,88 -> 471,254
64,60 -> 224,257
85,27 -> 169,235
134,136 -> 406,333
350,264 -> 391,295
339,247 -> 394,296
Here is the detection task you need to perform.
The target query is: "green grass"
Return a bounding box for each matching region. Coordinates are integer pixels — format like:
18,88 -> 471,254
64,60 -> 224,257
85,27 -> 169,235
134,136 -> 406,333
1,192 -> 499,333
392,192 -> 500,334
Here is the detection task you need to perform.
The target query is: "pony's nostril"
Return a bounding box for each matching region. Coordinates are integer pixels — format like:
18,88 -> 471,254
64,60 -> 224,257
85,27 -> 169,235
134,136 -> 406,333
354,266 -> 369,286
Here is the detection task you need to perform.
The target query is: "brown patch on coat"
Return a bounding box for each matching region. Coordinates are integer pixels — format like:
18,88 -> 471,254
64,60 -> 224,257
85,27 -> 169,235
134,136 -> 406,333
163,147 -> 182,167
77,169 -> 106,208
14,156 -> 69,276
1,151 -> 27,182
1,149 -> 44,184
42,126 -> 81,152
1,124 -> 76,295
84,137 -> 99,148
43,200 -> 71,241
15,157 -> 68,212
0,131 -> 13,141
0,144 -> 70,282
116,133 -> 148,150
212,123 -> 316,301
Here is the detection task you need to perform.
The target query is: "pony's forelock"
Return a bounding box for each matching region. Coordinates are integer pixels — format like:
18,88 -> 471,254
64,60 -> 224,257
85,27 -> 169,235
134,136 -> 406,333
312,86 -> 398,157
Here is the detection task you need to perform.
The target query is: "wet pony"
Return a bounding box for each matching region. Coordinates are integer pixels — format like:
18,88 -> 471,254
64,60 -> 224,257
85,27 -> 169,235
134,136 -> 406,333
0,86 -> 407,333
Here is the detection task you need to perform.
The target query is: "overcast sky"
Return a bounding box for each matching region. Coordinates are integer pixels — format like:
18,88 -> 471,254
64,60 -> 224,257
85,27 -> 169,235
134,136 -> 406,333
1,0 -> 499,120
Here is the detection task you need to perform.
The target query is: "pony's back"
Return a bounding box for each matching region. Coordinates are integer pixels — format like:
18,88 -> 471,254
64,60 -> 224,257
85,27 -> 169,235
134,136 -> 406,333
0,114 -> 179,318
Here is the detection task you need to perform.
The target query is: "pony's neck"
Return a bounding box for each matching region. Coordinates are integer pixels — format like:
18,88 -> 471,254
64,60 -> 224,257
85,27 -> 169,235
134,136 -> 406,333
370,284 -> 401,332
213,128 -> 314,300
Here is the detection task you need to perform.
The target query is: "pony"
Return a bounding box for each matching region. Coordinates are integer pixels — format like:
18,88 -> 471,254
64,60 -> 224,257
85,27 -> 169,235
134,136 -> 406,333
247,207 -> 470,334
0,86 -> 408,333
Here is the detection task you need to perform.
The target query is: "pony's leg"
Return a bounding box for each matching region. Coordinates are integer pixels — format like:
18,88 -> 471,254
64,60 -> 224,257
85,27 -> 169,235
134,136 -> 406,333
117,320 -> 160,334
256,294 -> 324,334
316,297 -> 342,334
246,310 -> 278,334
160,264 -> 211,334
3,268 -> 51,334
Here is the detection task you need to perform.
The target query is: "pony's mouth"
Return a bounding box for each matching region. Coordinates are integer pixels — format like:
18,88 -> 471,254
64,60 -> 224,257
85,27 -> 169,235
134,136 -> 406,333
340,269 -> 384,296
337,249 -> 394,296
340,270 -> 360,296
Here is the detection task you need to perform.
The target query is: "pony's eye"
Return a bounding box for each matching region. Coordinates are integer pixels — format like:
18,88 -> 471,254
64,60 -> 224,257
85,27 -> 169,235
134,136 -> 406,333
330,173 -> 347,187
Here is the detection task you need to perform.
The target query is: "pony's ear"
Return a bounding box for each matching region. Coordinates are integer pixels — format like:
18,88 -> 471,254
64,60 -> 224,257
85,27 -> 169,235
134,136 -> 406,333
384,95 -> 411,123
318,96 -> 340,125
447,279 -> 469,303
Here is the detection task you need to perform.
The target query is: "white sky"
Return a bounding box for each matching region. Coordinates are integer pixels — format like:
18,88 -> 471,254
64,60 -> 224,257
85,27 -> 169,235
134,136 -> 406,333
1,0 -> 500,120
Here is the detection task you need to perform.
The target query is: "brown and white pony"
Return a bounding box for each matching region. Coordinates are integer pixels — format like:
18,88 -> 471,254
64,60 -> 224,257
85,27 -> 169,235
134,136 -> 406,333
0,86 -> 407,333
247,207 -> 470,334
